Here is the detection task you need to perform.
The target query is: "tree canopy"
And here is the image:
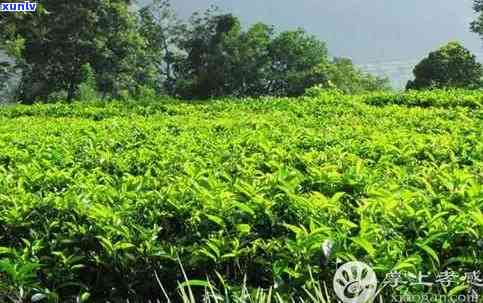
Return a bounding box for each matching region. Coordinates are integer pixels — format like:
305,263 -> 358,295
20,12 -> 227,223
163,9 -> 388,99
471,0 -> 483,38
406,42 -> 482,90
1,0 -> 152,102
1,0 -> 390,103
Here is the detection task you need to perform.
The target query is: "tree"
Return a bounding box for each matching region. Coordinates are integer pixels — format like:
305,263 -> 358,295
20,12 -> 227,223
1,0 -> 148,102
93,1 -> 151,99
0,48 -> 12,101
267,29 -> 330,96
471,0 -> 483,38
173,16 -> 333,99
139,0 -> 185,95
222,22 -> 274,97
0,33 -> 27,103
174,11 -> 242,99
2,0 -> 393,102
406,42 -> 482,90
0,61 -> 13,103
324,58 -> 391,93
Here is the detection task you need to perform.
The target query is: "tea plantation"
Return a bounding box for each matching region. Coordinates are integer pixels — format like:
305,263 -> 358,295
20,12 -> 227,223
0,90 -> 481,302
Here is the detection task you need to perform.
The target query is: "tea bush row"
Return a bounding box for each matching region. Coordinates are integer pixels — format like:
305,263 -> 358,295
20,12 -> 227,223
0,91 -> 481,302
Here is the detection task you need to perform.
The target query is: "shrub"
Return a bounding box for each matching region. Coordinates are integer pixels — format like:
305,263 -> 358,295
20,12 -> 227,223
0,92 -> 481,302
77,63 -> 98,102
362,89 -> 483,108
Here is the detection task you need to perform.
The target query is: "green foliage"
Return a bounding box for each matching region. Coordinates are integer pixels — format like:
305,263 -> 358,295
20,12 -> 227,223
406,42 -> 482,90
46,90 -> 69,103
0,38 -> 24,103
174,11 -> 243,99
0,90 -> 481,301
304,85 -> 343,98
2,0 -> 391,103
471,0 -> 483,38
0,61 -> 13,101
94,0 -> 153,99
362,89 -> 483,108
157,267 -> 332,303
1,0 -> 150,102
324,58 -> 391,93
77,64 -> 98,102
266,29 -> 330,97
226,23 -> 274,97
138,0 -> 188,95
132,85 -> 157,101
166,5 -> 388,99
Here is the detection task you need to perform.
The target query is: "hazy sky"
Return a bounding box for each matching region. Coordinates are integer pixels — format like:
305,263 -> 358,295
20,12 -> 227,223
152,0 -> 482,64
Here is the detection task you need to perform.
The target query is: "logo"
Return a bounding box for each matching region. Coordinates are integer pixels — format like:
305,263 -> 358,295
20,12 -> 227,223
1,1 -> 37,12
333,261 -> 378,303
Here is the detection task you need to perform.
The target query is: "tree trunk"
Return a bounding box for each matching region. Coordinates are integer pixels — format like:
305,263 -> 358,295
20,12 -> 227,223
67,80 -> 76,102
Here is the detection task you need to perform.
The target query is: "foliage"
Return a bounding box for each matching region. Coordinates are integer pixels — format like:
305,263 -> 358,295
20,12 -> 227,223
406,42 -> 482,90
174,10 -> 243,99
264,29 -> 330,97
76,64 -> 98,102
169,10 -> 389,99
0,37 -> 26,103
1,0 -> 151,102
224,23 -> 275,97
150,266 -> 332,303
0,60 -> 14,102
0,91 -> 481,301
324,58 -> 391,94
471,0 -> 483,39
362,89 -> 483,108
94,0 -> 154,99
138,0 -> 185,95
45,90 -> 69,103
1,0 -> 391,102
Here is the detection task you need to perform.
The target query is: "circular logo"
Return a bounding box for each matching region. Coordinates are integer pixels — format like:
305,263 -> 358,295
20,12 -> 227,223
333,261 -> 378,303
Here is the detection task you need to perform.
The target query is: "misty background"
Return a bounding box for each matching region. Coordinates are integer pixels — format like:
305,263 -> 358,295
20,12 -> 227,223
142,0 -> 483,88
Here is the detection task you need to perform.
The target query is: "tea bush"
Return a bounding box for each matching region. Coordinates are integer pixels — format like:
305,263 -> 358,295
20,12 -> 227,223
361,89 -> 483,108
0,91 -> 481,302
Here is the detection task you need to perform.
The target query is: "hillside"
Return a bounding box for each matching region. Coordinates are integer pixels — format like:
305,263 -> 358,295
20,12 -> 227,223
0,91 -> 482,302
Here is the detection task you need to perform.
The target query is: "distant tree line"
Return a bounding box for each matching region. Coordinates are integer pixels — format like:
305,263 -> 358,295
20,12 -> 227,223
1,0 -> 483,103
0,0 -> 390,103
